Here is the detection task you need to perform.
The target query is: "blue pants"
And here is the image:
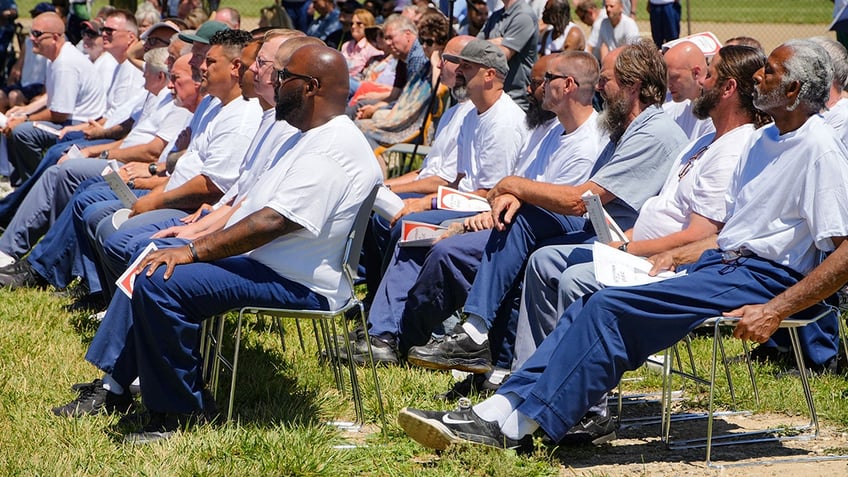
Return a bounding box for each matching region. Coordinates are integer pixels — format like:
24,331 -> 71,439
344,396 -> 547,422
499,250 -> 839,442
7,120 -> 65,183
648,1 -> 681,49
0,132 -> 108,225
0,157 -> 110,258
87,242 -> 329,414
98,211 -> 188,298
463,204 -> 595,332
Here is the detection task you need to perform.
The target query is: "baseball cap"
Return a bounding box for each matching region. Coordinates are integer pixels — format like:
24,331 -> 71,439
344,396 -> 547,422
364,24 -> 382,44
29,2 -> 55,16
442,39 -> 509,77
178,20 -> 228,45
140,20 -> 181,41
81,19 -> 101,35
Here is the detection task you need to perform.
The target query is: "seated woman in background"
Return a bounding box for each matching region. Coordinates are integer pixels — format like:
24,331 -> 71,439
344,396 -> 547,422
342,8 -> 383,78
539,0 -> 585,55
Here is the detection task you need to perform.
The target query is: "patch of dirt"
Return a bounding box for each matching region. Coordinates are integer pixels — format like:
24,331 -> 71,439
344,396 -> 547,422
558,410 -> 848,476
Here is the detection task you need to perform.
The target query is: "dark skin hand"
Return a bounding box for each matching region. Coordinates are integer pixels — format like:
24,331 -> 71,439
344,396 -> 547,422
137,207 -> 302,280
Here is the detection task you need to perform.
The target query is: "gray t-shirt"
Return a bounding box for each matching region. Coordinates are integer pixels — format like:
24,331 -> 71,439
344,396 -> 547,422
478,0 -> 538,111
589,105 -> 689,230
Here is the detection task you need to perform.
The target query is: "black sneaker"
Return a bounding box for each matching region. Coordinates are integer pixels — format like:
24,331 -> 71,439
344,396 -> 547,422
52,379 -> 135,417
407,325 -> 492,374
0,260 -> 47,289
335,330 -> 399,366
436,372 -> 504,401
123,411 -> 207,444
398,402 -> 532,451
558,412 -> 618,446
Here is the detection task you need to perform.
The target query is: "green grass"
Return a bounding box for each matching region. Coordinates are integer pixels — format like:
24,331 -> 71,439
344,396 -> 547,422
1,286 -> 847,475
8,0 -> 837,25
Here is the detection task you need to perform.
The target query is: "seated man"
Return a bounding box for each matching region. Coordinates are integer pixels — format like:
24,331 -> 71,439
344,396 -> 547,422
401,40 -> 688,374
0,47 -> 188,272
398,39 -> 848,451
52,45 -> 383,444
4,11 -> 106,183
662,40 -> 715,140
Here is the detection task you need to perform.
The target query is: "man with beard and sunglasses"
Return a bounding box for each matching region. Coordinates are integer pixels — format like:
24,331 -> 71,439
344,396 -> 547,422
345,52 -> 604,385
503,44 -> 772,444
401,40 -> 687,379
51,44 -> 382,443
399,38 -> 848,454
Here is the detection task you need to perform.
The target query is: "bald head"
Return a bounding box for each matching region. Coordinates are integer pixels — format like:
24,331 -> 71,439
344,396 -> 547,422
444,35 -> 474,56
664,41 -> 707,102
440,35 -> 474,89
275,44 -> 350,129
273,36 -> 324,69
296,45 -> 350,105
33,12 -> 65,34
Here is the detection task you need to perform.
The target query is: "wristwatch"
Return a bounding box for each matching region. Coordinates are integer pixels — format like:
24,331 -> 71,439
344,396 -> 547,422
99,151 -> 109,160
127,179 -> 135,189
618,242 -> 629,253
148,163 -> 158,176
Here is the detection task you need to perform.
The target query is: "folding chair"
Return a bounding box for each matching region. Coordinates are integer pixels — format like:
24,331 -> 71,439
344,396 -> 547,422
202,185 -> 387,431
660,304 -> 848,467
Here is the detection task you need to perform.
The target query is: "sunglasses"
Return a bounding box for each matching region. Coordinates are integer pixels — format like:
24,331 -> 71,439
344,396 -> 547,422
677,145 -> 709,180
543,72 -> 580,86
30,29 -> 59,39
145,36 -> 170,47
100,26 -> 128,36
276,68 -> 320,87
419,37 -> 436,47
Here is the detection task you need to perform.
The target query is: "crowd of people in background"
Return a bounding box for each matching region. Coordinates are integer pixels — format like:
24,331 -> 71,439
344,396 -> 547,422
0,0 -> 847,456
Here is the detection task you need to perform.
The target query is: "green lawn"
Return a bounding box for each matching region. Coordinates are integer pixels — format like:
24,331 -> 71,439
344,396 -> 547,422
9,0 -> 837,25
1,286 -> 847,475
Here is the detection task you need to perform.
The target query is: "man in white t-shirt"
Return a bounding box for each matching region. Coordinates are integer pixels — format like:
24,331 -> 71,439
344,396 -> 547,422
575,0 -> 607,63
0,52 -> 199,292
5,12 -> 106,182
591,0 -> 639,61
399,39 -> 848,453
662,40 -> 715,140
508,45 -> 771,443
351,52 -> 603,369
52,45 -> 382,444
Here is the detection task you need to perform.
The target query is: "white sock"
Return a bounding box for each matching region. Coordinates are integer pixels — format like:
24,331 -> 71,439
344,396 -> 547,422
500,409 -> 539,440
0,250 -> 15,268
462,314 -> 489,345
472,392 -> 522,427
101,373 -> 124,395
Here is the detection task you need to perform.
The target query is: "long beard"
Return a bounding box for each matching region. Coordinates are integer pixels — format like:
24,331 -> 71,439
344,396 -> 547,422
692,86 -> 721,120
598,92 -> 631,143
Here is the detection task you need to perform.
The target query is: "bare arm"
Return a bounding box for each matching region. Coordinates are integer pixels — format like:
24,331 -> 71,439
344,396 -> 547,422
488,176 -> 613,217
139,206 -> 301,279
390,174 -> 450,195
131,174 -> 224,216
646,234 -> 719,274
613,213 -> 723,258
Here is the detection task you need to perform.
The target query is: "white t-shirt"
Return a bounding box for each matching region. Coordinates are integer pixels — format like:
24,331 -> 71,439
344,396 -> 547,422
662,98 -> 716,141
513,118 -> 560,176
821,97 -> 848,148
122,88 -> 192,149
517,111 -> 605,185
217,109 -> 302,207
46,42 -> 107,122
102,59 -> 146,128
229,115 -> 383,308
165,97 -> 262,193
633,124 -> 754,241
455,92 -> 530,191
718,115 -> 848,275
93,53 -> 119,92
597,15 -> 640,52
418,100 -> 475,182
166,95 -> 221,189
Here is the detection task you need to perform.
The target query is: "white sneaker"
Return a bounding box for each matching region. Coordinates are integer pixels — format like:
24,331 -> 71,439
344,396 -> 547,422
0,250 -> 15,269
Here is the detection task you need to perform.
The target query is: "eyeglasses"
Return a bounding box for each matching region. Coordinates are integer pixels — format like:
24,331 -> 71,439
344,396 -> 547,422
419,37 -> 436,47
677,145 -> 709,180
255,57 -> 273,70
544,72 -> 580,86
82,29 -> 99,38
30,29 -> 60,39
276,68 -> 320,87
145,36 -> 170,47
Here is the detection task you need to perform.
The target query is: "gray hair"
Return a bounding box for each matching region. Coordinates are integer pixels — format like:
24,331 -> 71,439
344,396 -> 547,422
383,14 -> 418,36
144,47 -> 170,77
781,39 -> 832,113
809,36 -> 848,92
135,1 -> 161,27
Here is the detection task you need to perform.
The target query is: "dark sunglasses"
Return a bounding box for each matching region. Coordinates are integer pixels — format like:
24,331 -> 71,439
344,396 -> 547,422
543,71 -> 580,86
276,68 -> 320,87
